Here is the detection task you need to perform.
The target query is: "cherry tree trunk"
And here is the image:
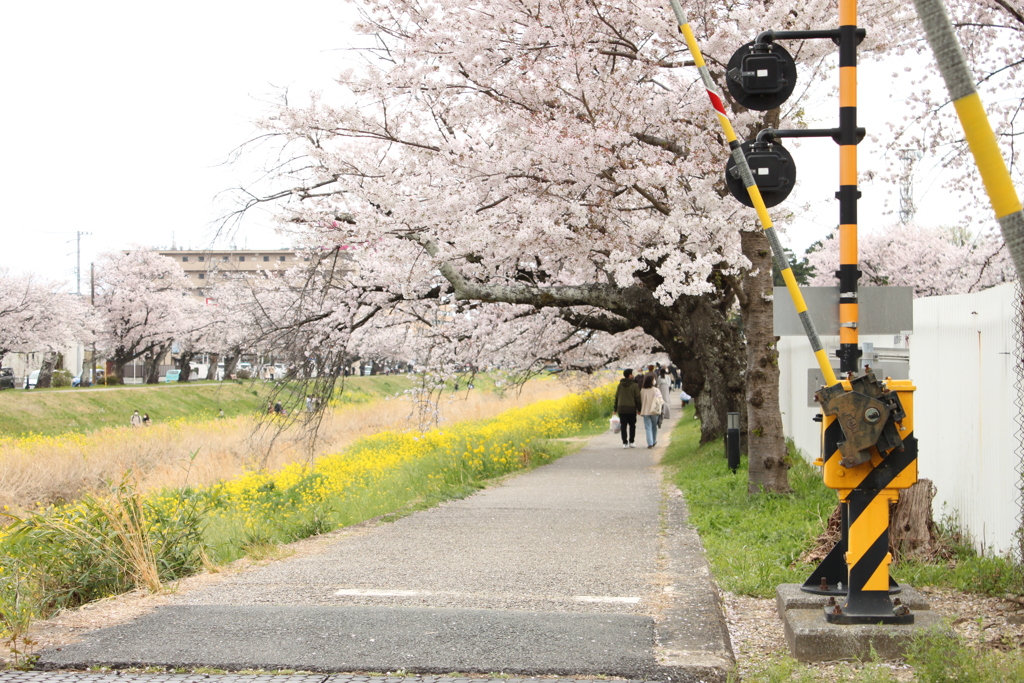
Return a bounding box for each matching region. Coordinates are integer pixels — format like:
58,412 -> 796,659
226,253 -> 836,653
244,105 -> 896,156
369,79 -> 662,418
143,344 -> 167,384
669,299 -> 746,445
179,350 -> 195,381
891,479 -> 938,559
739,231 -> 790,493
111,349 -> 129,385
223,351 -> 240,380
36,352 -> 57,389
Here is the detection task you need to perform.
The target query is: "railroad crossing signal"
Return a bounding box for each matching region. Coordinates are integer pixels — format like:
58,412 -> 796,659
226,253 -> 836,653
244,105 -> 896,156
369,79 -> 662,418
725,140 -> 796,208
726,41 -> 798,111
724,3 -> 919,626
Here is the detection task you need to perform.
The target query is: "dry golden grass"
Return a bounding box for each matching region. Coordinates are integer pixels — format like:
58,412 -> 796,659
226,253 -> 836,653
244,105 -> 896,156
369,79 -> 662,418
0,380 -> 575,516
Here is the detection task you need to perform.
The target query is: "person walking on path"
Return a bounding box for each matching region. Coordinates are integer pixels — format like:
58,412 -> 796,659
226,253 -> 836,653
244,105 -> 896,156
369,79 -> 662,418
613,369 -> 642,449
643,364 -> 658,387
639,375 -> 664,448
130,410 -> 142,428
657,369 -> 672,421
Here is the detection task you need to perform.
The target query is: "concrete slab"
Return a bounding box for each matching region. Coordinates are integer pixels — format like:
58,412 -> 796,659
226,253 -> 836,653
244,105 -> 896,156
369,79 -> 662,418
780,608 -> 948,662
775,583 -> 931,618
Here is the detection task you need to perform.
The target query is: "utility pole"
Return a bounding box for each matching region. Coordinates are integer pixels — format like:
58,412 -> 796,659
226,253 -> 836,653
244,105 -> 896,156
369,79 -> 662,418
899,149 -> 922,224
74,231 -> 92,295
90,262 -> 98,386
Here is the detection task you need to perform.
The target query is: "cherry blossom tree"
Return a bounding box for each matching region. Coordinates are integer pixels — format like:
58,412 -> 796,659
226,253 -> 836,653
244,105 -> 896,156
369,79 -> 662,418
93,250 -> 193,384
806,223 -> 1015,296
878,1 -> 1023,227
0,268 -> 90,373
229,0 -> 940,492
170,296 -> 226,382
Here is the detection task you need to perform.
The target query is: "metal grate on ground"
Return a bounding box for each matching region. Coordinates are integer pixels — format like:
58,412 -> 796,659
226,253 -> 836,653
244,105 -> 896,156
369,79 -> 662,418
0,673 -> 655,683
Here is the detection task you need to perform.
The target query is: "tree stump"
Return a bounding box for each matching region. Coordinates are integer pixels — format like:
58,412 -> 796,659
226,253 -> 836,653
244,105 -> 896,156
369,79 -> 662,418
890,478 -> 938,560
799,479 -> 939,566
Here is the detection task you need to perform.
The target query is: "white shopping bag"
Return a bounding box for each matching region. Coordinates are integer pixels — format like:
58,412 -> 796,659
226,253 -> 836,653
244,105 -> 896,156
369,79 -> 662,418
610,415 -> 621,433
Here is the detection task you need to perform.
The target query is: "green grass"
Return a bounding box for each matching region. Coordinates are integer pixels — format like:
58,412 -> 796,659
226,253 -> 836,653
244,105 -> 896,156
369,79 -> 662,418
662,410 -> 1024,680
0,381 -> 266,436
1,384 -> 614,643
0,374 -> 464,437
661,407 -> 837,597
661,409 -> 1024,598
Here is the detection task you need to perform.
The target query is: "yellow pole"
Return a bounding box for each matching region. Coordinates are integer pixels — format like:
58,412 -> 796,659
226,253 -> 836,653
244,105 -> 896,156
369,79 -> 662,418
668,0 -> 838,387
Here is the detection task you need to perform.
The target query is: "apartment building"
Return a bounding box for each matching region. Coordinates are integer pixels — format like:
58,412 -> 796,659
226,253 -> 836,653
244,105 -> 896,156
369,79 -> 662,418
157,248 -> 313,296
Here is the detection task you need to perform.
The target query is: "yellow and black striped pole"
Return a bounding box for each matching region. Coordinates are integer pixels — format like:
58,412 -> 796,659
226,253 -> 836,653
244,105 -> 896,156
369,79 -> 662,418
667,0 -> 838,389
668,0 -> 918,622
912,0 -> 1024,281
836,0 -> 860,375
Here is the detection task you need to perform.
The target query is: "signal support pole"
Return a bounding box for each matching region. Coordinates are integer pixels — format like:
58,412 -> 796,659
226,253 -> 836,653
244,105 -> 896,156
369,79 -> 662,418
837,0 -> 861,375
704,0 -> 919,626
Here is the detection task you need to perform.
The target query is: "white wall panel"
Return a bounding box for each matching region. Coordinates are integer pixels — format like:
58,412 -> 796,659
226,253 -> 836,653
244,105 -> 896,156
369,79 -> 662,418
777,283 -> 1020,555
912,284 -> 1018,555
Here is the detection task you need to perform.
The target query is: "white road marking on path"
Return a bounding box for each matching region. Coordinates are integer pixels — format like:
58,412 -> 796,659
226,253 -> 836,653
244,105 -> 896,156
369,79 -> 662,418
334,589 -> 430,597
573,596 -> 642,604
332,588 -> 643,605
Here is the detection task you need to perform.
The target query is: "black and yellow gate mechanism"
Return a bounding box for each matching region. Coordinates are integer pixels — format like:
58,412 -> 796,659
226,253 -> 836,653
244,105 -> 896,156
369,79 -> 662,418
668,0 -> 918,624
807,371 -> 917,624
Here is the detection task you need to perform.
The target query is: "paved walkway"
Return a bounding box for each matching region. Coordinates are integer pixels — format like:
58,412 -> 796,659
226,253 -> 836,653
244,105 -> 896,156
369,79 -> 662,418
31,415 -> 732,681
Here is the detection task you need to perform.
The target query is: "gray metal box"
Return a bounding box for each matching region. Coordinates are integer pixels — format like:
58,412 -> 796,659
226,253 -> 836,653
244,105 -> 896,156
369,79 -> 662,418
774,286 -> 914,337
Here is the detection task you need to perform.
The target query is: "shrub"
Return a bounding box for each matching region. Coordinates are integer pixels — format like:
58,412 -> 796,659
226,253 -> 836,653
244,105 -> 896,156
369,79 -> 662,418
236,369 -> 251,380
0,477 -> 208,616
51,370 -> 73,388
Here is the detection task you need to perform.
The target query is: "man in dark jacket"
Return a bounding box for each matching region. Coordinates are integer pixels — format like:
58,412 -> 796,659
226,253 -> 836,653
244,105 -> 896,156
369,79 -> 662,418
613,369 -> 642,448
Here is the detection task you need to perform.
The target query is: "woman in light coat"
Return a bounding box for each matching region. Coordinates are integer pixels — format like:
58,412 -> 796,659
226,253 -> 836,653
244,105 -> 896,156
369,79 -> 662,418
639,374 -> 663,448
657,368 -> 672,421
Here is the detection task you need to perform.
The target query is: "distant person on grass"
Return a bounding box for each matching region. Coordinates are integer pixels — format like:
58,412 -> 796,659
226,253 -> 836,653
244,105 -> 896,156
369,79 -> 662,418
613,369 -> 641,449
130,410 -> 142,428
142,413 -> 151,426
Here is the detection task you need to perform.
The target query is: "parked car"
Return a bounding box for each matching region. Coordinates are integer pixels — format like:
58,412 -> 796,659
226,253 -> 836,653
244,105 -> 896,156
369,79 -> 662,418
24,371 -> 39,389
75,369 -> 103,386
165,369 -> 182,382
0,367 -> 14,390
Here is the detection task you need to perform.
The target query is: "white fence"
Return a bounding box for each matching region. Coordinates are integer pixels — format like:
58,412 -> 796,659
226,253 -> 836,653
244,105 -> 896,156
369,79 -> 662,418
778,282 -> 1021,556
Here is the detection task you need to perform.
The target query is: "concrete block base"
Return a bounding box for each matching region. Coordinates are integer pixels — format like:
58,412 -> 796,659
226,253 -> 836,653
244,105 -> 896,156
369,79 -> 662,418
776,584 -> 949,662
776,583 -> 932,617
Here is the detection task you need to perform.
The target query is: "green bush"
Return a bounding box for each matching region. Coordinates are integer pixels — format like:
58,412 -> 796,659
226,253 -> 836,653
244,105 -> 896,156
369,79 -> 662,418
1,478 -> 208,616
51,369 -> 73,388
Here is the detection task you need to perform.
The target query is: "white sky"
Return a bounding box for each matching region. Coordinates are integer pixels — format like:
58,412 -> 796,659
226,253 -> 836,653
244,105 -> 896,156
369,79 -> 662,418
0,1 -> 358,290
0,2 -> 977,291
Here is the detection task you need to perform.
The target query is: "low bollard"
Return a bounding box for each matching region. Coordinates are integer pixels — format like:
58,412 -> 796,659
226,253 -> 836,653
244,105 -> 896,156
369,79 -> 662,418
726,411 -> 741,473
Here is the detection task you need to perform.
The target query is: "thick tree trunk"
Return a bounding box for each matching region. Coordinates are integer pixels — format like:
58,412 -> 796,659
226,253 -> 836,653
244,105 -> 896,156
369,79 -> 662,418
36,352 -> 57,389
179,350 -> 195,382
655,296 -> 745,444
223,351 -> 240,380
111,348 -> 129,385
740,230 -> 791,493
144,344 -> 167,384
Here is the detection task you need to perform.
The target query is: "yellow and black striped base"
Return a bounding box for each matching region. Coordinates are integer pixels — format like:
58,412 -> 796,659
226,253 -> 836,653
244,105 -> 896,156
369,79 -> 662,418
803,393 -> 919,623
